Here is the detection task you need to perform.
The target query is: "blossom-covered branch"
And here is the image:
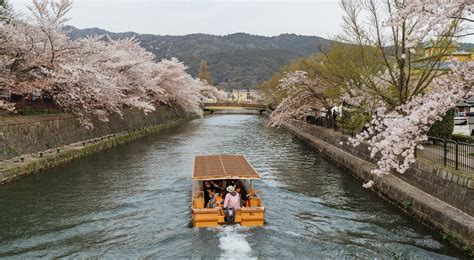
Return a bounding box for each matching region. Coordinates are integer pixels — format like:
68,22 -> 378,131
270,71 -> 333,126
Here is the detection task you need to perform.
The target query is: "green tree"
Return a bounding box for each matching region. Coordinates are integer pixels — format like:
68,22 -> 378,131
0,0 -> 11,22
198,61 -> 213,86
338,108 -> 371,136
321,41 -> 386,110
427,109 -> 455,139
317,41 -> 386,129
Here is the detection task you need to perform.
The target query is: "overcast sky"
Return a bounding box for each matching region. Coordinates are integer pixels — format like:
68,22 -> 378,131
10,0 -> 474,43
11,0 -> 344,38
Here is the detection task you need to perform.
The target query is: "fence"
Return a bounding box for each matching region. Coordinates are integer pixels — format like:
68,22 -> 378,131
305,116 -> 474,174
418,136 -> 474,173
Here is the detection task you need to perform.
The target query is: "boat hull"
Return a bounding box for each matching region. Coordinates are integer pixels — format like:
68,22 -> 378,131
192,207 -> 265,228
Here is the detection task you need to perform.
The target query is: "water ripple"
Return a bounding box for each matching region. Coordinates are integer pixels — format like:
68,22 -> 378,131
0,115 -> 464,258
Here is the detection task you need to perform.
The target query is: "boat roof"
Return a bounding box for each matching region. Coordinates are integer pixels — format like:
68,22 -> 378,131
193,155 -> 261,180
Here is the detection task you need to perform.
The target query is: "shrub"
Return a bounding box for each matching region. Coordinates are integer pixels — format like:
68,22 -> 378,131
428,108 -> 455,139
338,108 -> 370,136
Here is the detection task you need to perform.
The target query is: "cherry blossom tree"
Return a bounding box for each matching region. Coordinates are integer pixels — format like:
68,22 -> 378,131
338,0 -> 467,109
351,62 -> 473,177
150,58 -> 203,115
1,0 -> 82,111
0,0 -> 144,126
198,79 -> 227,102
342,0 -> 474,182
52,37 -> 145,127
1,0 -> 221,127
270,71 -> 334,126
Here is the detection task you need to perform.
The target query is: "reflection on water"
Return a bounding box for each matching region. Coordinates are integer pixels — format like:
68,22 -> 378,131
0,115 -> 465,258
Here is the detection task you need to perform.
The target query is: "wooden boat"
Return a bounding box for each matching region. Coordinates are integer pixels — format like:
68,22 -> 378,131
192,155 -> 265,228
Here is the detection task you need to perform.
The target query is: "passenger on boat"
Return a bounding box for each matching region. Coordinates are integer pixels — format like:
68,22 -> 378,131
219,180 -> 228,193
210,180 -> 220,190
223,186 -> 241,210
216,193 -> 223,207
217,180 -> 227,198
207,190 -> 216,208
203,181 -> 212,206
208,191 -> 223,208
204,184 -> 216,208
245,191 -> 259,207
235,186 -> 247,207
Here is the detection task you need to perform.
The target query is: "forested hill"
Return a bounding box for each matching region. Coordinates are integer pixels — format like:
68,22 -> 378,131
65,26 -> 332,90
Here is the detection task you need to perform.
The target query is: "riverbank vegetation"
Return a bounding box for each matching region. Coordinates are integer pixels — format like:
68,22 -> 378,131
0,0 -> 226,128
263,0 -> 473,179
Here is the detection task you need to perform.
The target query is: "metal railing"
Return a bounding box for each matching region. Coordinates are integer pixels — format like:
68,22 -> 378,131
203,102 -> 266,109
304,116 -> 473,174
306,116 -> 338,130
419,136 -> 474,173
306,116 -> 473,173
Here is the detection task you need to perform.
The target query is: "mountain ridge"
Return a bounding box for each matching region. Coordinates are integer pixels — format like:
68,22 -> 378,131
65,26 -> 474,90
65,26 -> 332,90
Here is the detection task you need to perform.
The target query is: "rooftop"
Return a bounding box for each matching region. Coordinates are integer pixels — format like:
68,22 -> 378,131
193,155 -> 260,180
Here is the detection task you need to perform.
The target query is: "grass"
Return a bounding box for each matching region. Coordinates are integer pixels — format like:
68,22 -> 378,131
402,200 -> 413,209
441,231 -> 473,257
452,134 -> 474,143
16,109 -> 63,116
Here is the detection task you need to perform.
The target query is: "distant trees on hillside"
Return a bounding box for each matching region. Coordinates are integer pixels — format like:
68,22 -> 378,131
198,61 -> 214,86
66,27 -> 333,91
0,0 -> 11,21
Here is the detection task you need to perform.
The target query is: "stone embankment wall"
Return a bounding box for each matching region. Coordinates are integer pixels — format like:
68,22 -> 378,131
0,106 -> 183,160
289,121 -> 474,216
283,121 -> 474,253
0,117 -> 192,184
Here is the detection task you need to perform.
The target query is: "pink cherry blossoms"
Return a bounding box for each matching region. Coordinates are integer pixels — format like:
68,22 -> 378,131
386,0 -> 473,44
346,0 -> 474,177
0,0 -> 224,127
350,61 -> 474,176
269,71 -> 332,126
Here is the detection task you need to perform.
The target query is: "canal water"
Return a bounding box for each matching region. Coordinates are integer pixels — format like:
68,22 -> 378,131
0,115 -> 465,258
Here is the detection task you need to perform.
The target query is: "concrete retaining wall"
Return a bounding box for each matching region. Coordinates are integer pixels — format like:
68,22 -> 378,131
0,116 -> 196,184
0,106 -> 184,160
283,122 -> 474,253
290,121 -> 474,216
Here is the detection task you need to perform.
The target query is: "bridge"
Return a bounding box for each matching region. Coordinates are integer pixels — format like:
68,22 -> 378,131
203,102 -> 267,114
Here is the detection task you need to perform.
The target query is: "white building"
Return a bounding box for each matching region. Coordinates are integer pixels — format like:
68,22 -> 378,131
231,89 -> 261,102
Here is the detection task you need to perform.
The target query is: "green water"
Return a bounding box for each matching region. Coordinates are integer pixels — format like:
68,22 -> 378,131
0,115 -> 465,258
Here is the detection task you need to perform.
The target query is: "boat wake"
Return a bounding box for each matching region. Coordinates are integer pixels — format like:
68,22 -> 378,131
218,226 -> 255,259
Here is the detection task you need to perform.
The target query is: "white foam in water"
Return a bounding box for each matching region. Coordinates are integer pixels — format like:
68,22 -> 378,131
218,226 -> 255,259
